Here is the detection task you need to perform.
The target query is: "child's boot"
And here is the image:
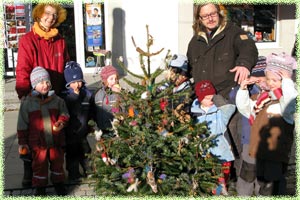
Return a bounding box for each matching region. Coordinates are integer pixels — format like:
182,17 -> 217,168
35,187 -> 46,196
21,158 -> 33,187
54,182 -> 67,196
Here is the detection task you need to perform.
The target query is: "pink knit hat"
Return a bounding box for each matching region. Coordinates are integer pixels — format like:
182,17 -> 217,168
265,52 -> 297,78
100,65 -> 118,80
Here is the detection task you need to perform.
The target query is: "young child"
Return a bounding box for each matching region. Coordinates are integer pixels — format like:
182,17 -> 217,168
236,56 -> 268,196
17,67 -> 69,196
190,80 -> 236,195
167,54 -> 191,94
61,61 -> 94,182
158,54 -> 192,113
236,52 -> 297,195
94,65 -> 121,138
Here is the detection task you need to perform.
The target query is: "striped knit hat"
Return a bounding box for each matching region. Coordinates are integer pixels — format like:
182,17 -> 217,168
265,52 -> 297,78
30,66 -> 51,89
251,56 -> 267,77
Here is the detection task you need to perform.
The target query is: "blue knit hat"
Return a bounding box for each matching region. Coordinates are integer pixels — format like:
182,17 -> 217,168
64,61 -> 85,88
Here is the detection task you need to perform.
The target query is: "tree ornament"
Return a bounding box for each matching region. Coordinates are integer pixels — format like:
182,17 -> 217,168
101,152 -> 108,165
127,178 -> 141,192
160,98 -> 168,111
146,171 -> 158,193
128,106 -> 135,117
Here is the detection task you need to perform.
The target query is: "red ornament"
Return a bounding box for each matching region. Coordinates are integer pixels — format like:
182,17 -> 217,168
101,153 -> 107,162
160,98 -> 168,111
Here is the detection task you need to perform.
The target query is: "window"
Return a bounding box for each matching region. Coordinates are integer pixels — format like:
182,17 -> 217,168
222,4 -> 277,43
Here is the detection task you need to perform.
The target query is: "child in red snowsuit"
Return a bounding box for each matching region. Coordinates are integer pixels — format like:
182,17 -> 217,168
17,67 -> 69,196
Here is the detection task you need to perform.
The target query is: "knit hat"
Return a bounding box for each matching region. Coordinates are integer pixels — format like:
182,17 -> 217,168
30,66 -> 51,89
64,61 -> 85,88
100,65 -> 118,81
195,80 -> 216,102
265,52 -> 297,78
169,54 -> 188,72
251,56 -> 267,77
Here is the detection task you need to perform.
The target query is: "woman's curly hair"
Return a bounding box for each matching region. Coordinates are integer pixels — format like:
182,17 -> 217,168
32,3 -> 67,28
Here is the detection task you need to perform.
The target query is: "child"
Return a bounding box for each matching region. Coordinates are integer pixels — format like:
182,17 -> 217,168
158,54 -> 192,113
94,65 -> 121,138
236,52 -> 297,195
17,67 -> 69,196
236,56 -> 268,196
61,61 -> 94,182
190,80 -> 236,195
167,54 -> 191,94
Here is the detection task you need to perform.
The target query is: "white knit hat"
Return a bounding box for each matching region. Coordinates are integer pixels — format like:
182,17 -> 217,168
30,66 -> 51,89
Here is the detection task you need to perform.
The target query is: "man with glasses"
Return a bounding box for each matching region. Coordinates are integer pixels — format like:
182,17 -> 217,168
187,3 -> 258,186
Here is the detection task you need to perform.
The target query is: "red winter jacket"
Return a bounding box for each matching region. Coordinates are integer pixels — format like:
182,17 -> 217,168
17,91 -> 69,149
15,29 -> 70,99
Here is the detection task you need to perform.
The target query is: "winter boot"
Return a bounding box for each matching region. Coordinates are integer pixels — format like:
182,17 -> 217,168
67,159 -> 82,182
34,187 -> 46,196
80,158 -> 92,177
21,159 -> 33,187
54,182 -> 67,196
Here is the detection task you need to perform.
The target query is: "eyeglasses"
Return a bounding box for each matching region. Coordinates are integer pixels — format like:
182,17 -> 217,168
200,11 -> 218,20
43,11 -> 58,19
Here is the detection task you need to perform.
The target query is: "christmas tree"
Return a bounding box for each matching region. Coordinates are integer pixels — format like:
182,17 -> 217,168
89,25 -> 224,196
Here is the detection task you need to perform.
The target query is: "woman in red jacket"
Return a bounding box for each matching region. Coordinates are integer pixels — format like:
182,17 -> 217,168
15,3 -> 70,188
15,3 -> 70,99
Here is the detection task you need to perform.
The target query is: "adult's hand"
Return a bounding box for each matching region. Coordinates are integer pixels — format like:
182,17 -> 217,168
229,66 -> 250,85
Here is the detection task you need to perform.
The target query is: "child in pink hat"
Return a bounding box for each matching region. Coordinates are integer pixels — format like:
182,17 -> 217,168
94,65 -> 121,138
236,52 -> 297,195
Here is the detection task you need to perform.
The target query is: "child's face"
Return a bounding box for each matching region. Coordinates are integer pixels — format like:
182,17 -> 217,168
69,81 -> 83,94
201,95 -> 214,108
249,76 -> 269,91
105,74 -> 118,88
167,68 -> 177,82
265,71 -> 282,91
35,80 -> 51,95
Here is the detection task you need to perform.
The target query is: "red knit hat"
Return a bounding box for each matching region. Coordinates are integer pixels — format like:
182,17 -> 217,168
100,65 -> 118,81
195,80 -> 216,102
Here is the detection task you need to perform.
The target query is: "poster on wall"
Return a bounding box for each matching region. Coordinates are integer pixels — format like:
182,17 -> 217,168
85,3 -> 102,26
85,25 -> 103,52
4,3 -> 28,48
84,3 -> 104,52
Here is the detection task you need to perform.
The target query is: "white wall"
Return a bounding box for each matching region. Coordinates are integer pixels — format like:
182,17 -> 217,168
104,0 -> 181,74
80,2 -> 297,74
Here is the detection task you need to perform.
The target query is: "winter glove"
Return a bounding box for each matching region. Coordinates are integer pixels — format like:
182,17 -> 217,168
18,144 -> 30,155
53,120 -> 66,132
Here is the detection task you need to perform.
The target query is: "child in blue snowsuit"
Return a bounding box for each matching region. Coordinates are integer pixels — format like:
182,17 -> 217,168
191,80 -> 235,195
61,61 -> 94,181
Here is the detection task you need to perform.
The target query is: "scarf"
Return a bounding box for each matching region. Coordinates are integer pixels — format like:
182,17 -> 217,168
33,22 -> 58,40
249,88 -> 282,125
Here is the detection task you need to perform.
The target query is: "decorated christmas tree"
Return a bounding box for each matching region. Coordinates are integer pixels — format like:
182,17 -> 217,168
89,25 -> 224,196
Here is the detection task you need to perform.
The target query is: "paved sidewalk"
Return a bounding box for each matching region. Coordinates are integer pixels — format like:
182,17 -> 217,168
2,74 -> 101,196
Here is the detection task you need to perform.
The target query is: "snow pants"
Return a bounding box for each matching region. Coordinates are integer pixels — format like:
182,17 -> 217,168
31,147 -> 65,187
